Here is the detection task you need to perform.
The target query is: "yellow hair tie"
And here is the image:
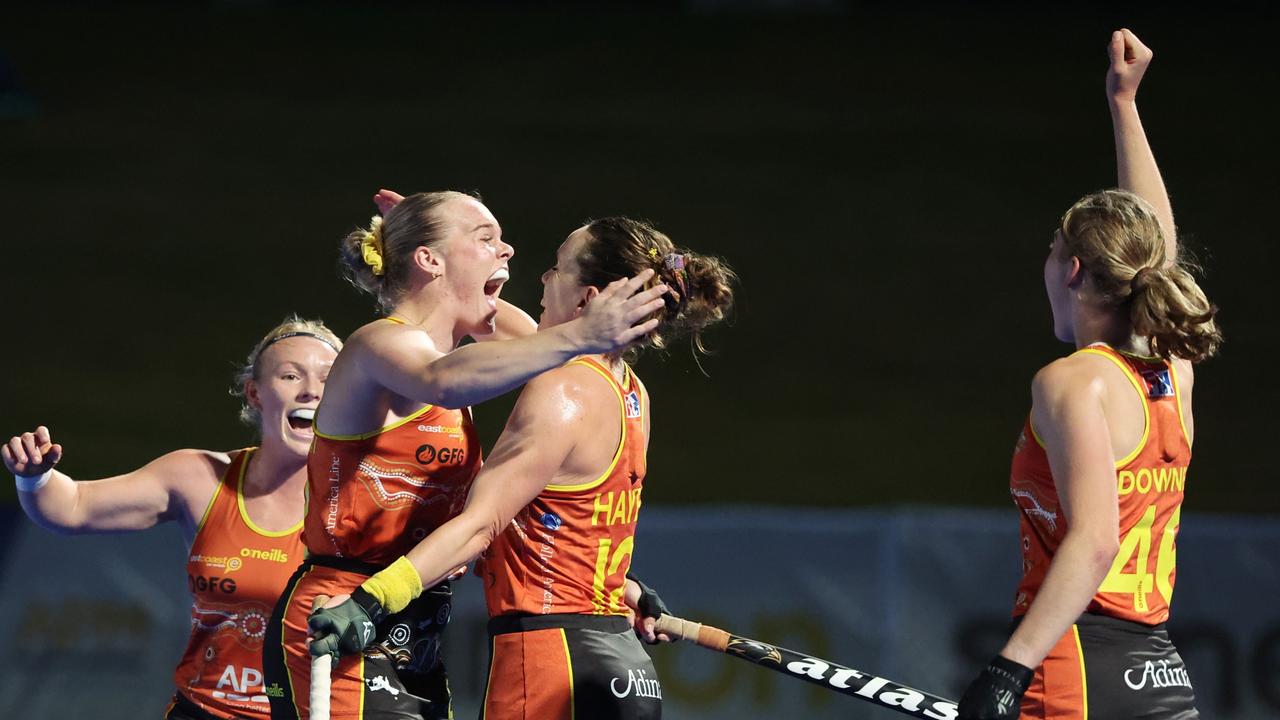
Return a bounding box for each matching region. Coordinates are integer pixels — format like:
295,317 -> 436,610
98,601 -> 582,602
361,216 -> 385,277
648,247 -> 660,261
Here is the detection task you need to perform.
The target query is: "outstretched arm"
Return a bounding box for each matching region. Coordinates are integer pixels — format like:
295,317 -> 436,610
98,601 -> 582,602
1108,28 -> 1177,264
308,373 -> 581,659
3,425 -> 219,537
400,374 -> 579,586
359,273 -> 665,409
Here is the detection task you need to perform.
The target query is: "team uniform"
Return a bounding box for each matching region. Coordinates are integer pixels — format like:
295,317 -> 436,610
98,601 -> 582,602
1009,343 -> 1198,719
264,392 -> 482,720
479,356 -> 662,720
165,448 -> 305,720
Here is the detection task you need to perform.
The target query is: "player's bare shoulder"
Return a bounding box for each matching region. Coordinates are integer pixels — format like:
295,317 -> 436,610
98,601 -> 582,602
524,362 -> 597,409
510,361 -> 616,431
346,319 -> 444,369
149,448 -> 233,520
1032,353 -> 1109,404
1170,356 -> 1195,392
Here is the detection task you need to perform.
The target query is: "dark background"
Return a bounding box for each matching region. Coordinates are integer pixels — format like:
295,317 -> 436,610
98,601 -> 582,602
1,1 -> 1276,513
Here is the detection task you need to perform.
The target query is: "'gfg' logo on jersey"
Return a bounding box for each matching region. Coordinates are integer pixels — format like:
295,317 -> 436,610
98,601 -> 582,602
415,444 -> 466,466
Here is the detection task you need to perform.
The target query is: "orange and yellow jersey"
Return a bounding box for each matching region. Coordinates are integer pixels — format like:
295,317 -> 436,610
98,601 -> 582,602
1010,343 -> 1192,625
303,403 -> 482,565
482,356 -> 648,618
174,448 -> 304,719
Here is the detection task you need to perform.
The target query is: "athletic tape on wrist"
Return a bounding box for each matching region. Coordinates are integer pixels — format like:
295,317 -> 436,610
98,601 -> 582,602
14,470 -> 52,493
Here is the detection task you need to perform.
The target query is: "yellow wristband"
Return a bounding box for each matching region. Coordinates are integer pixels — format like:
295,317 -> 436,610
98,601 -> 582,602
359,556 -> 424,615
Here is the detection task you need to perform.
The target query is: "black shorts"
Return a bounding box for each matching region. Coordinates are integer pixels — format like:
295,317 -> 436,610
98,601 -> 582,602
1020,613 -> 1199,719
482,614 -> 661,720
263,556 -> 454,720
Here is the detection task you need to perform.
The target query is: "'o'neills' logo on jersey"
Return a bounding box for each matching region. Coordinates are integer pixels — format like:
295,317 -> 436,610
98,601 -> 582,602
240,547 -> 290,563
1124,660 -> 1192,690
785,657 -> 958,719
1117,467 -> 1186,497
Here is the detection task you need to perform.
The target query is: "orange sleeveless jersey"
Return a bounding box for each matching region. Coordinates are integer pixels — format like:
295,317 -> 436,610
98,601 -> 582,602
482,356 -> 648,617
1010,344 -> 1192,625
174,448 -> 304,719
304,403 -> 482,565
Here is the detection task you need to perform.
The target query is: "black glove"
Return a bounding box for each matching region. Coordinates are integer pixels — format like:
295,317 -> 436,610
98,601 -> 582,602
626,571 -> 670,619
308,587 -> 388,661
958,655 -> 1033,720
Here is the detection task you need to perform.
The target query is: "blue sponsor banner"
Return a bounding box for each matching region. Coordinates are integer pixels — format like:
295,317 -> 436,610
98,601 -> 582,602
0,507 -> 1275,718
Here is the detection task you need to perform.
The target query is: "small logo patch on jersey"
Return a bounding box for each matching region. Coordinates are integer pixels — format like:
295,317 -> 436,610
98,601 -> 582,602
624,391 -> 642,418
539,512 -> 563,531
1140,367 -> 1175,398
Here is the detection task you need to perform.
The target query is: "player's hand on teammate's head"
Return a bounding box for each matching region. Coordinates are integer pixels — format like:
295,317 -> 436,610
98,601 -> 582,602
373,188 -> 406,216
2,426 -> 63,479
574,270 -> 669,354
1107,28 -> 1153,103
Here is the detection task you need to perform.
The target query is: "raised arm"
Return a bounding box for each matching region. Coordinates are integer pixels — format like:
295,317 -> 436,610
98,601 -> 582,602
308,372 -> 581,658
1108,28 -> 1177,264
2,425 -> 221,537
358,272 -> 665,409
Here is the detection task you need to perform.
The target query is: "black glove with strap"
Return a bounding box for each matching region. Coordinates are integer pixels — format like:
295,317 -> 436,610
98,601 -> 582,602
958,655 -> 1033,720
626,571 -> 670,619
308,588 -> 388,661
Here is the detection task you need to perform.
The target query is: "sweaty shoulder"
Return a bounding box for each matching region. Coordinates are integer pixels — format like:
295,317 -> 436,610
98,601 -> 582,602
516,363 -> 604,425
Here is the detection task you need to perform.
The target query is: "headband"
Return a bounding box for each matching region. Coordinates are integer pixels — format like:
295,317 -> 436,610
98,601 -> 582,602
254,331 -> 340,365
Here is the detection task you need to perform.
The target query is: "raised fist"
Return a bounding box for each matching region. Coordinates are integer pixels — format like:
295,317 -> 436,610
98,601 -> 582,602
1107,28 -> 1153,103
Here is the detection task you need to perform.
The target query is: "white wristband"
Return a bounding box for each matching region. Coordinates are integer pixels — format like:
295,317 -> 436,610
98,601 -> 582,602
15,470 -> 52,493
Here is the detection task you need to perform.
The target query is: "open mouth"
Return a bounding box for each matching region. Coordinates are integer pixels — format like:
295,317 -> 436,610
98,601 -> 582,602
483,268 -> 509,305
287,408 -> 315,434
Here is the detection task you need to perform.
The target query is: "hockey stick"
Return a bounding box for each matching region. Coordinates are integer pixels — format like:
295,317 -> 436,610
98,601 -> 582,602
310,595 -> 332,720
655,613 -> 958,719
